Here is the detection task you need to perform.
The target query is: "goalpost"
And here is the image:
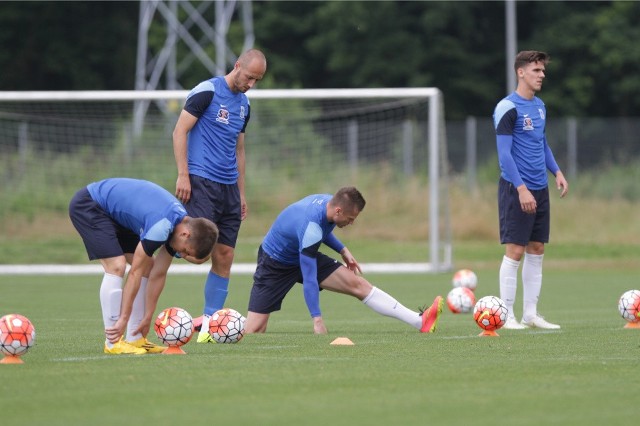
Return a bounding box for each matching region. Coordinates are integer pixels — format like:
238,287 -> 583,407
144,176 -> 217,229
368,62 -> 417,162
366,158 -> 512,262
0,88 -> 452,273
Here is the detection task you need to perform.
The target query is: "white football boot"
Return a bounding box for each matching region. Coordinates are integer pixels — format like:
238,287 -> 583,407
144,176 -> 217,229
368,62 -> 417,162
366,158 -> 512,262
502,315 -> 527,330
521,315 -> 561,330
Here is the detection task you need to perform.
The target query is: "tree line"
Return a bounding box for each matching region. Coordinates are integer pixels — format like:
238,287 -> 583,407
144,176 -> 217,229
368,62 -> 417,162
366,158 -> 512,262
1,1 -> 638,119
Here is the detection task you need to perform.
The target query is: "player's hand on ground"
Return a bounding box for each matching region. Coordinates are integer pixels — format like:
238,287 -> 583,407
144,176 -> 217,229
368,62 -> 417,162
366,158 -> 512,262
175,174 -> 192,204
313,316 -> 328,334
105,319 -> 127,344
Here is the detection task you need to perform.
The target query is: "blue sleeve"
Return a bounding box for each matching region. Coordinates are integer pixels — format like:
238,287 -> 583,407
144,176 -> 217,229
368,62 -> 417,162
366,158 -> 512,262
323,233 -> 344,254
164,242 -> 179,258
140,240 -> 162,257
497,134 -> 524,188
543,136 -> 560,175
184,90 -> 213,118
140,218 -> 173,257
240,104 -> 250,133
494,101 -> 516,135
300,253 -> 321,318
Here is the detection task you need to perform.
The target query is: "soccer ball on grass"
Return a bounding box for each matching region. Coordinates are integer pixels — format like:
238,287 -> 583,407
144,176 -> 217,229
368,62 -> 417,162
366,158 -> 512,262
473,296 -> 508,333
617,289 -> 640,324
209,308 -> 246,344
0,314 -> 36,358
452,268 -> 478,291
154,307 -> 194,347
446,287 -> 476,314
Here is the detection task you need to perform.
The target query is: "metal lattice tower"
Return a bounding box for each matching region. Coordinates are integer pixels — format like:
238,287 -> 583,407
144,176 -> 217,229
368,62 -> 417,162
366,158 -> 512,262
133,0 -> 255,136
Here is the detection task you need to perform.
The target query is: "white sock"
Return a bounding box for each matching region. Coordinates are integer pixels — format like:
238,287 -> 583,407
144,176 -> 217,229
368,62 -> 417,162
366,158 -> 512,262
200,314 -> 211,334
499,256 -> 520,318
99,273 -> 123,348
362,287 -> 421,329
522,253 -> 544,321
126,276 -> 148,342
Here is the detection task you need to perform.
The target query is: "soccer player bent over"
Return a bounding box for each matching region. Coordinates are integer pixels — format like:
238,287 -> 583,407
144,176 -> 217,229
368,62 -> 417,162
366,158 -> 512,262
69,178 -> 218,354
244,187 -> 444,335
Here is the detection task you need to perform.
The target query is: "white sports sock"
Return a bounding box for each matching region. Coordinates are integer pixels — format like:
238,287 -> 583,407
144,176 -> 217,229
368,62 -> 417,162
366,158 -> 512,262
362,287 -> 421,329
99,273 -> 123,348
522,253 -> 544,321
126,276 -> 148,342
499,256 -> 520,318
200,314 -> 211,335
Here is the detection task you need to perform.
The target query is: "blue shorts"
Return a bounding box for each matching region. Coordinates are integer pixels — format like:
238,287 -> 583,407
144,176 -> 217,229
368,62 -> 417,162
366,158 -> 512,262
184,174 -> 241,248
248,245 -> 343,314
498,177 -> 550,246
68,187 -> 139,260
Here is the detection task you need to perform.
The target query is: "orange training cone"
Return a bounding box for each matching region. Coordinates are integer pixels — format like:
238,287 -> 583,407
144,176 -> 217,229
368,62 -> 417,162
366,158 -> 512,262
330,337 -> 354,345
623,322 -> 640,329
478,329 -> 500,337
1,354 -> 25,364
162,345 -> 187,355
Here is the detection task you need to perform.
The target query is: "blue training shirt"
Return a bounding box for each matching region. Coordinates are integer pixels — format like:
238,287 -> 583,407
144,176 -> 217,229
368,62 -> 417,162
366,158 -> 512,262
261,194 -> 346,318
86,178 -> 187,257
493,92 -> 560,190
184,76 -> 251,184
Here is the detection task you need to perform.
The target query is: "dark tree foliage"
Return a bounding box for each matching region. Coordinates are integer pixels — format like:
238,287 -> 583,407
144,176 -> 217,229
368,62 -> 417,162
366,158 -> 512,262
0,1 -> 638,118
0,1 -> 138,90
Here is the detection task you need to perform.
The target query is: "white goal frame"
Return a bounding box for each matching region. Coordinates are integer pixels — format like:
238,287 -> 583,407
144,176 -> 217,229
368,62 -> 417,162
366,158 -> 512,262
0,88 -> 452,273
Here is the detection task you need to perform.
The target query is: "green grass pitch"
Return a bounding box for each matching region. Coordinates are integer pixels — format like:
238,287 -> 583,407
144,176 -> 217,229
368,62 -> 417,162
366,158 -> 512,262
0,268 -> 638,425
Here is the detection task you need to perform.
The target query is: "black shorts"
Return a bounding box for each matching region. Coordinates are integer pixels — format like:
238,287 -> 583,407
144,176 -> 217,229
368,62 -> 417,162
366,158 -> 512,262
247,245 -> 343,314
498,177 -> 550,246
184,174 -> 241,248
68,188 -> 139,260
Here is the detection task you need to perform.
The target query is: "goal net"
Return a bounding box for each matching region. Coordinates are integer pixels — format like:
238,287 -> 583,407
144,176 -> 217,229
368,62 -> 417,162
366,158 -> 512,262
0,88 -> 451,271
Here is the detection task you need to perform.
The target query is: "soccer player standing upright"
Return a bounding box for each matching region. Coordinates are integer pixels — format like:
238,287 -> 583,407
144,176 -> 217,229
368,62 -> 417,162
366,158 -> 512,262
492,50 -> 569,330
172,49 -> 267,342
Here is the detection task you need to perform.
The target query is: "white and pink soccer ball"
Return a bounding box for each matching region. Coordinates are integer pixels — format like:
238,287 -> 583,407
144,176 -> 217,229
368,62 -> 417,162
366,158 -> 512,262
473,296 -> 508,332
446,287 -> 476,314
452,268 -> 478,291
618,290 -> 640,324
0,314 -> 36,357
209,308 -> 246,344
154,307 -> 194,347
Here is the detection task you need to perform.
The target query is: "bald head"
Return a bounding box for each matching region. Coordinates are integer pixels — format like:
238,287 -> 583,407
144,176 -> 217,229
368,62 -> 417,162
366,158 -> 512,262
227,49 -> 267,93
238,49 -> 267,69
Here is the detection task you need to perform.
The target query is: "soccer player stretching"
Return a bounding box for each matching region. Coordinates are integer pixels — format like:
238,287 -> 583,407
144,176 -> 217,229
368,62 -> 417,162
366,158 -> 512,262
69,178 -> 218,354
244,187 -> 444,335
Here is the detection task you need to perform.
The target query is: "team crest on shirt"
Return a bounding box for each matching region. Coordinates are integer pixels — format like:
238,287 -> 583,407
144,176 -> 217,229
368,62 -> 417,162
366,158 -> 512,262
216,106 -> 230,124
538,108 -> 545,120
240,106 -> 245,120
522,114 -> 534,131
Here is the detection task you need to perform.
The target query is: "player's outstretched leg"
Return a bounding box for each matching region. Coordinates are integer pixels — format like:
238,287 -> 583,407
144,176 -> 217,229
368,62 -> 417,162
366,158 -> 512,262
420,296 -> 444,333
